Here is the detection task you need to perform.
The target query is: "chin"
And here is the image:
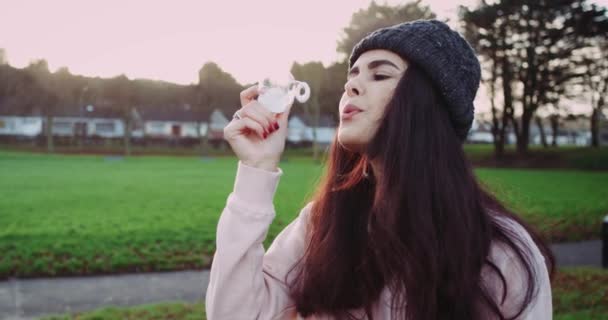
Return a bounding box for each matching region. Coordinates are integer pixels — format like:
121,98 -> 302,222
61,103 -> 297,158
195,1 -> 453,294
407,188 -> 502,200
337,131 -> 365,153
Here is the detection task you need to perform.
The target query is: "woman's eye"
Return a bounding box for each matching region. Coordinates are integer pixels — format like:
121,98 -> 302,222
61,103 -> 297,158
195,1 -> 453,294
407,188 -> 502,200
373,74 -> 389,81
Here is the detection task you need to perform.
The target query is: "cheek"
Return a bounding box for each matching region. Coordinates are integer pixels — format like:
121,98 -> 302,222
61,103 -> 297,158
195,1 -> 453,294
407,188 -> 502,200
373,86 -> 397,118
369,97 -> 391,122
338,92 -> 348,108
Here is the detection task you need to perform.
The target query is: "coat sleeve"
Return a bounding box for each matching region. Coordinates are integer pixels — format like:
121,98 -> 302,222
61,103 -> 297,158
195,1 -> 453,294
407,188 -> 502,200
484,217 -> 553,320
503,249 -> 553,320
205,160 -> 312,320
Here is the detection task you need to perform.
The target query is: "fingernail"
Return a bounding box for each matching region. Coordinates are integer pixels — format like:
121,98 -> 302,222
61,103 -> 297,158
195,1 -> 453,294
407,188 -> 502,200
263,132 -> 267,139
274,122 -> 279,130
268,125 -> 274,132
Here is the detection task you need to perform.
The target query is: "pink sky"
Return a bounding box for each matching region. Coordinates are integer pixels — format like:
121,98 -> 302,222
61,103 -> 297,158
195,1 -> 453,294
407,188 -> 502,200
1,0 -> 605,114
0,0 -> 480,85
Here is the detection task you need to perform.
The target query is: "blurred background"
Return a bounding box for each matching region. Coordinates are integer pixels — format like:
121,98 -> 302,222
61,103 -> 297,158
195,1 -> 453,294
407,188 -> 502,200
1,0 -> 607,319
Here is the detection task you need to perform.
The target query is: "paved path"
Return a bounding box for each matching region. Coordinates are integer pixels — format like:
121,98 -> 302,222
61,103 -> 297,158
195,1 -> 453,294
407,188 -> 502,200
0,240 -> 603,320
551,240 -> 602,267
0,270 -> 209,320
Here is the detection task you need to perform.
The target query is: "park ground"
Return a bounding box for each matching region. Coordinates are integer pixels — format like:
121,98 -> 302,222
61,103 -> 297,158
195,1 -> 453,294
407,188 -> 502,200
0,146 -> 606,319
37,267 -> 608,319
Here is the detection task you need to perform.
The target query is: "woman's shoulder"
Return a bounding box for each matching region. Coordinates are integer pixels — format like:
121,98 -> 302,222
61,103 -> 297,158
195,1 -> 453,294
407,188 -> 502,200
483,212 -> 553,318
487,213 -> 545,266
484,211 -> 548,297
300,201 -> 315,216
300,201 -> 315,222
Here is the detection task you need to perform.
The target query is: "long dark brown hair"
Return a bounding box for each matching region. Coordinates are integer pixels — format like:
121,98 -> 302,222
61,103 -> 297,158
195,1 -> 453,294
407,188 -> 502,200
285,64 -> 555,319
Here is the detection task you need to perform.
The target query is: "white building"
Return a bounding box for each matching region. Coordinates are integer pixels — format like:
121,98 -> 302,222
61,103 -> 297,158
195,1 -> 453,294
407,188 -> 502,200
287,114 -> 337,146
0,116 -> 43,136
205,109 -> 230,141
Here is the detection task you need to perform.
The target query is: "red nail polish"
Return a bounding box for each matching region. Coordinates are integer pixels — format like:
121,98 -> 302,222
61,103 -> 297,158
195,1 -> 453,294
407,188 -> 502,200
263,132 -> 267,139
275,123 -> 280,130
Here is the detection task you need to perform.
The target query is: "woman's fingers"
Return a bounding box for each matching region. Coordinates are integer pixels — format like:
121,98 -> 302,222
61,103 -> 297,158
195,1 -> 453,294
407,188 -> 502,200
275,98 -> 295,127
240,102 -> 277,133
239,85 -> 277,130
240,85 -> 261,107
235,117 -> 266,140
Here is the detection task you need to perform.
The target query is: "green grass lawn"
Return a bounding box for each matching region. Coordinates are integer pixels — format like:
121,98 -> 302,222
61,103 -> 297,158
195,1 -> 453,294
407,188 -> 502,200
1,150 -> 607,279
464,144 -> 608,170
4,142 -> 608,170
553,268 -> 608,319
475,168 -> 608,240
40,267 -> 608,320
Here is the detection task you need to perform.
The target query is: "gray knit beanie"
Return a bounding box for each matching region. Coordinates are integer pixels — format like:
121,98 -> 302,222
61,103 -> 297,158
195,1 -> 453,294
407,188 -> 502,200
349,19 -> 481,141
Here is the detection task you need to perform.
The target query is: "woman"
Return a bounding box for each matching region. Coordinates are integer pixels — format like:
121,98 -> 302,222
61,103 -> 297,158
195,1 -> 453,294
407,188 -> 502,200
206,20 -> 554,320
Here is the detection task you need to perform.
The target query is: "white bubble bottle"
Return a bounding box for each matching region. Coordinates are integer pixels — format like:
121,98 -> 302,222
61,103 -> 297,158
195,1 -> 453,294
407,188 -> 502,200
257,72 -> 311,113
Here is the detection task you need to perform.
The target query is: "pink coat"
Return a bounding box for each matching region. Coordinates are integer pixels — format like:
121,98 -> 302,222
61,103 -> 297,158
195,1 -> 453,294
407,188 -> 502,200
205,161 -> 552,319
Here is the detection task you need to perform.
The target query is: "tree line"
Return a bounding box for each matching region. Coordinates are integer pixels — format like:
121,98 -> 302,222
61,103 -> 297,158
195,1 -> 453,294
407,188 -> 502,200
461,0 -> 608,153
0,0 -> 606,158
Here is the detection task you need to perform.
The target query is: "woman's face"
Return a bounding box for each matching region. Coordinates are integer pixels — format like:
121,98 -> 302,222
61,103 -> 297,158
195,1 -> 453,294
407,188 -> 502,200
338,50 -> 407,153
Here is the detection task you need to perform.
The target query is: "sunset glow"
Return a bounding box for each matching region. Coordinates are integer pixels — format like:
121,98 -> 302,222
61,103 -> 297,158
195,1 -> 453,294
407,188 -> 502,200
0,0 -> 481,85
2,0 -> 605,114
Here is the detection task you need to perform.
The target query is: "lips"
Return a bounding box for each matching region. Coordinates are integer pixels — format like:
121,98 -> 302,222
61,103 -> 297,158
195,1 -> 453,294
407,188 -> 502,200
342,104 -> 363,120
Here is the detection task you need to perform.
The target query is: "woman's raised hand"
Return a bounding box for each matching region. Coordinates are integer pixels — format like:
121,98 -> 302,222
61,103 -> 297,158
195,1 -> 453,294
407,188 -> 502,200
223,85 -> 293,172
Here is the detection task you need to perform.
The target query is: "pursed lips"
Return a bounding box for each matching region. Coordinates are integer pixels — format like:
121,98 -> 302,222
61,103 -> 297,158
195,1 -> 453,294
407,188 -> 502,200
341,104 -> 363,120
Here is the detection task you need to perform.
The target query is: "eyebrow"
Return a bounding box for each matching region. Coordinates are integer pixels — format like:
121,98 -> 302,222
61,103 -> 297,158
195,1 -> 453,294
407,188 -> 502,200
348,59 -> 401,76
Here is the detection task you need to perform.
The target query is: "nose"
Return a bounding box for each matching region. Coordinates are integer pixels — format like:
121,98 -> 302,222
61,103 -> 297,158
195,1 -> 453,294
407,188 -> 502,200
344,78 -> 362,97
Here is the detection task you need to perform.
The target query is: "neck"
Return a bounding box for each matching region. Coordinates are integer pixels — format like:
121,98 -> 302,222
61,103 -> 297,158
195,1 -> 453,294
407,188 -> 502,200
368,158 -> 383,181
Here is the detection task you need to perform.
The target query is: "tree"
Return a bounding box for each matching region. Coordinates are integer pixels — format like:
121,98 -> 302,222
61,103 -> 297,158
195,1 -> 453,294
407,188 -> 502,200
578,37 -> 608,147
0,63 -> 47,114
319,62 -> 348,124
184,85 -> 210,155
104,75 -> 137,156
25,59 -> 74,153
337,0 -> 436,60
0,48 -> 6,65
197,62 -> 243,151
25,60 -> 55,152
0,63 -> 12,100
462,18 -> 512,157
462,0 -> 608,154
197,62 -> 242,112
291,61 -> 325,161
54,67 -> 88,147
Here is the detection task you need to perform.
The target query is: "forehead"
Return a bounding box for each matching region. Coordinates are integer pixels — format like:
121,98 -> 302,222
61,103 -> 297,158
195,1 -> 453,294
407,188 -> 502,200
352,49 -> 407,69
